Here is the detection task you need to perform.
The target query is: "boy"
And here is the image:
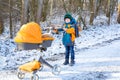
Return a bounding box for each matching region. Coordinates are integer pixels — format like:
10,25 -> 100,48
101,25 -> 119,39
54,13 -> 76,66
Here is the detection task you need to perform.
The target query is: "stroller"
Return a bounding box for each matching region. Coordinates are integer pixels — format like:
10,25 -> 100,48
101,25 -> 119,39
14,22 -> 61,80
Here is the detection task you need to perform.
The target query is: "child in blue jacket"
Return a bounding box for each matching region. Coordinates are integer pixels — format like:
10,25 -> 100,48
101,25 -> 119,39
55,13 -> 76,66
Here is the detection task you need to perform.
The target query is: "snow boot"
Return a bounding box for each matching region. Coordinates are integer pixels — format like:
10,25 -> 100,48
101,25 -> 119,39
69,60 -> 75,66
63,59 -> 69,65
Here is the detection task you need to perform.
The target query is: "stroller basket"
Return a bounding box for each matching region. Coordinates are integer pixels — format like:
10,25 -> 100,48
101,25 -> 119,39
17,40 -> 53,50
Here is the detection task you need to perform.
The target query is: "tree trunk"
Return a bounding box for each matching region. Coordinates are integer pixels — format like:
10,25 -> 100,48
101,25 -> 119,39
68,0 -> 72,12
77,0 -> 87,30
102,0 -> 108,14
89,0 -> 95,25
9,0 -> 13,38
117,3 -> 120,23
106,0 -> 111,25
62,0 -> 68,13
0,17 -> 3,34
78,15 -> 87,30
50,0 -> 53,16
77,10 -> 87,29
34,0 -> 38,22
21,0 -> 29,25
36,0 -> 43,24
111,0 -> 117,16
95,0 -> 101,17
41,0 -> 49,22
29,0 -> 36,21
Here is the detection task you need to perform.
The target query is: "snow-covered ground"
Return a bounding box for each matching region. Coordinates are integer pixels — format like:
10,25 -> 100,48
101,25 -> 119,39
0,23 -> 120,80
1,34 -> 120,80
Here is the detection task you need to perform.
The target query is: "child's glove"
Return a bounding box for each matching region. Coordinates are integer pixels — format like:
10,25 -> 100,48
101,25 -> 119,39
52,27 -> 59,34
53,29 -> 58,33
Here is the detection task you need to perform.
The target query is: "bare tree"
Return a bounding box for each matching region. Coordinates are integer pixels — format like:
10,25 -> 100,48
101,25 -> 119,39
95,0 -> 101,17
41,0 -> 49,22
62,0 -> 68,13
36,0 -> 43,24
21,0 -> 29,25
0,17 -> 3,34
89,0 -> 95,25
106,0 -> 112,25
117,3 -> 120,23
50,0 -> 53,16
110,0 -> 117,16
29,0 -> 37,22
77,0 -> 87,30
9,0 -> 13,38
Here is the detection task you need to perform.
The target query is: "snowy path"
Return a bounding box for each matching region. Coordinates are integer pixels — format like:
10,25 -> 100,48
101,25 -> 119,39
1,38 -> 120,80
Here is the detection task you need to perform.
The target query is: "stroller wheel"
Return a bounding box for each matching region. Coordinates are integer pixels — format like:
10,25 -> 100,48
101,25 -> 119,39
17,71 -> 25,79
31,74 -> 39,80
39,64 -> 43,71
52,64 -> 61,75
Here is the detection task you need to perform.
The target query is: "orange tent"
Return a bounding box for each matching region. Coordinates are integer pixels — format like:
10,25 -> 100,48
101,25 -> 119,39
14,22 -> 43,43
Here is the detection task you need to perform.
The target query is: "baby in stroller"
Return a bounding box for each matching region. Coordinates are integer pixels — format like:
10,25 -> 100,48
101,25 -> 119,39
14,22 -> 61,80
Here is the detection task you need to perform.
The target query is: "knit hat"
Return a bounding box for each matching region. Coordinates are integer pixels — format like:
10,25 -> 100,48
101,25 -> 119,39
64,13 -> 72,20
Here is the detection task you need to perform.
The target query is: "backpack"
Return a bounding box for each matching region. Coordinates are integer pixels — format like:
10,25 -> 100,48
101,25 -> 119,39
64,18 -> 79,38
70,18 -> 80,38
72,22 -> 79,37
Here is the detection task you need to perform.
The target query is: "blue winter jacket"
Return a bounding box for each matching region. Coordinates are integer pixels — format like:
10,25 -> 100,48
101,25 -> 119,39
58,18 -> 76,46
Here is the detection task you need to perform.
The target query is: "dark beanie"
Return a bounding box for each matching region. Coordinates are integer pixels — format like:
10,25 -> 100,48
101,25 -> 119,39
64,13 -> 72,20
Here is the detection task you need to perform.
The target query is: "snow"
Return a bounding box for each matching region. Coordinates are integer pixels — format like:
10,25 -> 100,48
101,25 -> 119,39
38,39 -> 120,80
1,21 -> 120,79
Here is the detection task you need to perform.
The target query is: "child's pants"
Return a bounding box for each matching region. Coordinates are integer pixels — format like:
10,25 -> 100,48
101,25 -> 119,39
65,46 -> 75,60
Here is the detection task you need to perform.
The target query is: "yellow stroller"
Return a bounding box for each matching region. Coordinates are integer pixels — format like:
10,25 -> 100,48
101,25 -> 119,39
14,22 -> 61,80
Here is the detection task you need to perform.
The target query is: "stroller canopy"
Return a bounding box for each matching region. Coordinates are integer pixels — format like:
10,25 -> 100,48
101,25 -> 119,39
14,22 -> 43,43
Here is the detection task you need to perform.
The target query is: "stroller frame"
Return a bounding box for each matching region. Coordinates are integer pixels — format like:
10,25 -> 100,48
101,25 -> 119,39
17,40 -> 61,80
